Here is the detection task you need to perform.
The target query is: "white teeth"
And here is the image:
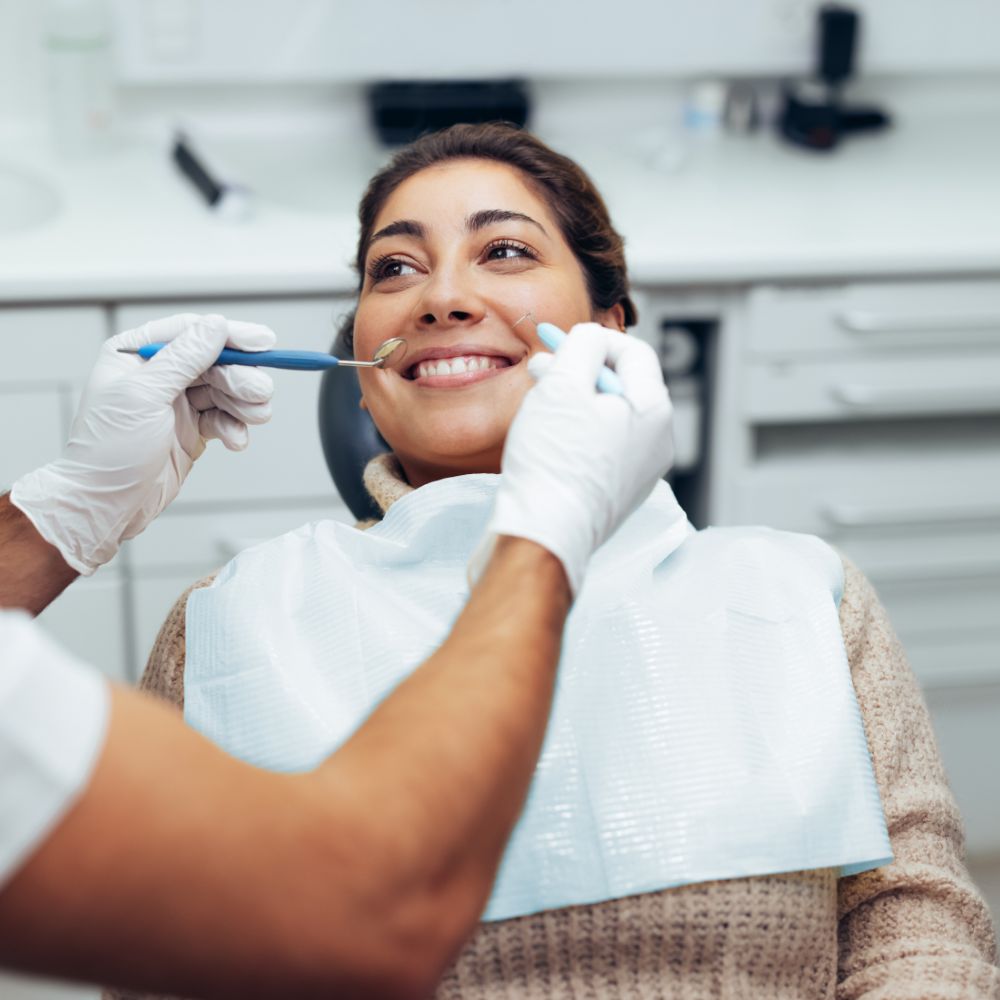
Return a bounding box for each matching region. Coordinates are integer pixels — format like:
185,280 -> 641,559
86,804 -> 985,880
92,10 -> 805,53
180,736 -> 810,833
415,355 -> 502,378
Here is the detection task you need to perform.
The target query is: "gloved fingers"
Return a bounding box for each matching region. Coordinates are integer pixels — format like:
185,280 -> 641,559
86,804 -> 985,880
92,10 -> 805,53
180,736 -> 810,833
110,313 -> 277,353
138,315 -> 231,402
222,319 -> 277,352
114,314 -> 278,405
108,313 -> 200,352
526,352 -> 556,381
197,360 -> 274,405
186,384 -> 273,426
601,335 -> 672,415
545,323 -> 627,394
198,408 -> 250,451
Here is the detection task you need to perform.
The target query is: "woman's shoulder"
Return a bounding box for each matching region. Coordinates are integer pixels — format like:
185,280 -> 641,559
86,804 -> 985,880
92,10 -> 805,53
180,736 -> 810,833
139,574 -> 217,710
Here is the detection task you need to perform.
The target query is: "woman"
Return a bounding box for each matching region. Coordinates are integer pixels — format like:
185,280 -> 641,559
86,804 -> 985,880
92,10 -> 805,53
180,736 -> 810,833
110,124 -> 999,999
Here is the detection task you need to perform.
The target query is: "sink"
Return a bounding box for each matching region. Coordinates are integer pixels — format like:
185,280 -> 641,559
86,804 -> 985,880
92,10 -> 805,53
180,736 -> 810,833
0,163 -> 62,235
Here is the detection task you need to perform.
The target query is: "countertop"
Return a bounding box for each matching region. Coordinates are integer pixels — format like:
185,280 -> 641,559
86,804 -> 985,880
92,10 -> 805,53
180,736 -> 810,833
1,110 -> 999,304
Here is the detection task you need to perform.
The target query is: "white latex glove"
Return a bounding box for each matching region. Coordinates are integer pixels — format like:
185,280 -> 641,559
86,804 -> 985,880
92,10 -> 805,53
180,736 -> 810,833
471,324 -> 674,597
11,313 -> 275,575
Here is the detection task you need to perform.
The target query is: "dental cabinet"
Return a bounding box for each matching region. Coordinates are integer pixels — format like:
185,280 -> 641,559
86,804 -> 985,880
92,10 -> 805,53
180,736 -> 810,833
701,277 -> 1000,856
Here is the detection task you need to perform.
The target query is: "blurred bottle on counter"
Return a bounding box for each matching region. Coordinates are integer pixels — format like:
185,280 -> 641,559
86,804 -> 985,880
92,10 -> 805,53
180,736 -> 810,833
44,0 -> 116,155
683,80 -> 727,139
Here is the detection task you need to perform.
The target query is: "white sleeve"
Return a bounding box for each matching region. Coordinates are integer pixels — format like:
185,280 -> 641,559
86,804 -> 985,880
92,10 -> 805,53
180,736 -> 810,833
0,609 -> 110,889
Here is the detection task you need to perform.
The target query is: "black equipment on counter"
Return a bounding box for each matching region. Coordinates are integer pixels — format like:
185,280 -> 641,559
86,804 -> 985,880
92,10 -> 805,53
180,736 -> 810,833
778,4 -> 890,152
368,80 -> 530,146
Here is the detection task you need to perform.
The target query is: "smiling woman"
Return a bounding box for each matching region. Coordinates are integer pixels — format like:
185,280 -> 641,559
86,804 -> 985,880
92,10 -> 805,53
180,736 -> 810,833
342,126 -> 632,486
106,124 -> 1000,1000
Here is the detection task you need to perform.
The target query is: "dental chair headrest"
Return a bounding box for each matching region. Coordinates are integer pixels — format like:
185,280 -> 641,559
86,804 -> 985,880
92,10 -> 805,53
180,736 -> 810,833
319,326 -> 390,522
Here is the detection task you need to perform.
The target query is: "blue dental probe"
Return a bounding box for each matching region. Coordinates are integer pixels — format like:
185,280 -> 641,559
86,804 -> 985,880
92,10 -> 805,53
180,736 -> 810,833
535,322 -> 625,396
119,336 -> 407,371
125,343 -> 343,370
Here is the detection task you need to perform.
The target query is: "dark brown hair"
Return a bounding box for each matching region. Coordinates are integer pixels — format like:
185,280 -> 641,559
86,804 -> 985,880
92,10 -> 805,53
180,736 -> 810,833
338,122 -> 637,357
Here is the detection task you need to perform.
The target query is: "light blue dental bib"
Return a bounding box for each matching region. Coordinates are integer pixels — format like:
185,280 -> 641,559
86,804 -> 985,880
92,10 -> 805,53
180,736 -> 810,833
185,476 -> 891,921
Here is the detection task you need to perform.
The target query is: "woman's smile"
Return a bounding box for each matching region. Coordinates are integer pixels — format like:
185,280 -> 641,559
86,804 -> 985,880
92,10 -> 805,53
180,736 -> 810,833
400,341 -> 523,387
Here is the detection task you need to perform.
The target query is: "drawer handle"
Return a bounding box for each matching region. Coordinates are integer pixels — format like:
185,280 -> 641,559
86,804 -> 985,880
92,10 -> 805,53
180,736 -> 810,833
831,383 -> 1000,411
824,503 -> 1000,529
837,309 -> 1000,334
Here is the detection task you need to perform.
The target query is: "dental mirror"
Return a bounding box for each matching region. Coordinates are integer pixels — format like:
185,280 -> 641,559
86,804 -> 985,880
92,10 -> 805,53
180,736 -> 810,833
337,336 -> 408,369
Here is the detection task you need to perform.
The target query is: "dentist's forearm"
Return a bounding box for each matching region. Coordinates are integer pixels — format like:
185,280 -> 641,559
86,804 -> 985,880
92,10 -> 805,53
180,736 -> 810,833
0,536 -> 571,1000
310,535 -> 571,981
0,493 -> 78,615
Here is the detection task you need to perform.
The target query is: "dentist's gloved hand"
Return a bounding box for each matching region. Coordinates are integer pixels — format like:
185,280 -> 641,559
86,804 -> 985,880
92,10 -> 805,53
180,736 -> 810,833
472,323 -> 674,597
11,313 -> 275,575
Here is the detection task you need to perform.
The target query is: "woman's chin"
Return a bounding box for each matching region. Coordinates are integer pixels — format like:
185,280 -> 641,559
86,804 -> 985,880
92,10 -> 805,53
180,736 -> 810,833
389,429 -> 505,482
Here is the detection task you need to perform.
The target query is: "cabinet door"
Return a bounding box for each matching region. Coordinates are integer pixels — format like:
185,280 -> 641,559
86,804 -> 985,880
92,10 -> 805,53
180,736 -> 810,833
0,306 -> 107,486
0,390 -> 65,490
112,299 -> 352,507
0,307 -> 106,382
926,683 -> 1000,857
36,572 -> 130,684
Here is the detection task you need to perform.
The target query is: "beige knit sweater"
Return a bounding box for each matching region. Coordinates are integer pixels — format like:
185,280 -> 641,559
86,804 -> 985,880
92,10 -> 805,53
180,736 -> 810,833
107,455 -> 1000,1000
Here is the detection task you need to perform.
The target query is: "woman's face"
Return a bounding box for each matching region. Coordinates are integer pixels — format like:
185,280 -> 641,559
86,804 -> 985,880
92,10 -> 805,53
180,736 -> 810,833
354,158 -> 623,487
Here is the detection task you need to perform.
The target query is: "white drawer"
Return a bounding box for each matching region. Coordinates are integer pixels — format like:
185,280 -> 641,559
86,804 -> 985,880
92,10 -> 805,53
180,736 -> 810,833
744,351 -> 1000,423
734,454 -> 1000,547
907,634 -> 1000,691
0,388 -> 66,489
733,459 -> 1000,689
925,682 -> 1000,855
872,573 -> 1000,690
113,298 -> 353,506
127,501 -> 352,572
872,566 -> 1000,644
746,280 -> 1000,359
37,570 -> 130,684
0,306 -> 106,384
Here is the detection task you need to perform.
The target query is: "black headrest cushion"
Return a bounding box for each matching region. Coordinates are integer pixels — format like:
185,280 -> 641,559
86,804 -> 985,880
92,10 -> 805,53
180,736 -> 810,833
318,325 -> 391,522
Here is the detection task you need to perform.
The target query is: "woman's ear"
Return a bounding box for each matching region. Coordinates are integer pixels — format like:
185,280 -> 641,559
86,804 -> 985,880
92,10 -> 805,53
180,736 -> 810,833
359,395 -> 369,412
596,302 -> 627,333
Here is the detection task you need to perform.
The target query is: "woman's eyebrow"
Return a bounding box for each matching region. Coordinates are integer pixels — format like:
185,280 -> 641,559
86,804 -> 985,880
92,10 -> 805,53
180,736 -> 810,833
467,209 -> 548,236
368,219 -> 426,248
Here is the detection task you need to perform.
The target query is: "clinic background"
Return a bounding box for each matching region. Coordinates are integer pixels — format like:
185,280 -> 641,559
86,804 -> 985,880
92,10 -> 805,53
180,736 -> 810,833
1,0 -> 999,996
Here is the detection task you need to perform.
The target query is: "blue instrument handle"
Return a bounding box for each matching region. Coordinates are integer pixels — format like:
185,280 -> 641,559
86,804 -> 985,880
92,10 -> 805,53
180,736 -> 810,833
135,342 -> 341,371
535,323 -> 625,395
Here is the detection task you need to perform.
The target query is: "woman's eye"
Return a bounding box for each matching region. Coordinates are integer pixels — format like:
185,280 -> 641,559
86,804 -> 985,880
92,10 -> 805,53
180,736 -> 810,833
368,257 -> 418,283
484,240 -> 536,263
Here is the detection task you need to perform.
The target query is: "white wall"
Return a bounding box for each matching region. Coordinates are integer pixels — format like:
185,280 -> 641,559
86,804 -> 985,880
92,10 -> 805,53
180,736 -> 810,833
5,0 -> 1000,136
0,0 -> 47,133
106,0 -> 1000,83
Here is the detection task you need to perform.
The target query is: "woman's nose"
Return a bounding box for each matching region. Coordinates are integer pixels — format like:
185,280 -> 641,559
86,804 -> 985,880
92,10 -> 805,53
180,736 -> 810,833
413,270 -> 487,331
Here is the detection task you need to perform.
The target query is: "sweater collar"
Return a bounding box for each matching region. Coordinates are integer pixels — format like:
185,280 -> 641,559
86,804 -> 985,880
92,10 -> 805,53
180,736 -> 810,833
361,452 -> 414,521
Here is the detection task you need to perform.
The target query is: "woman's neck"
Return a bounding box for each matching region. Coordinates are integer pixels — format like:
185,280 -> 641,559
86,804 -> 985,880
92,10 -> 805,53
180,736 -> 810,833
397,449 -> 502,490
